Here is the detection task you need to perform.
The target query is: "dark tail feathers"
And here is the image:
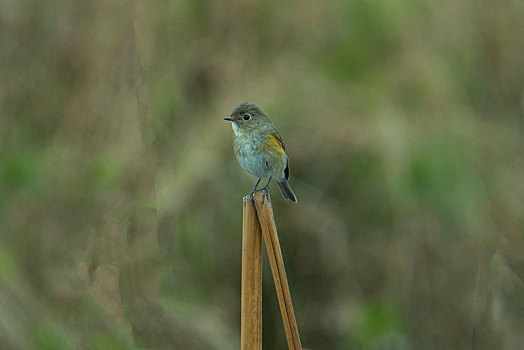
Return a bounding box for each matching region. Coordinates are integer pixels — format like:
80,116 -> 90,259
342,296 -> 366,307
278,179 -> 297,203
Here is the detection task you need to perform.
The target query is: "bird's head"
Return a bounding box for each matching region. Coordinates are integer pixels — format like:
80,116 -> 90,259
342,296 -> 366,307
224,102 -> 270,134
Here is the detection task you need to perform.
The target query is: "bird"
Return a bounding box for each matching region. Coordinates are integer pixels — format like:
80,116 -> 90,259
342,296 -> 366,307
224,102 -> 297,204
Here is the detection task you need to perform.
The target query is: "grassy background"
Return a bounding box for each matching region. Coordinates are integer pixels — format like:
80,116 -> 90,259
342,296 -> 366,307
2,0 -> 524,349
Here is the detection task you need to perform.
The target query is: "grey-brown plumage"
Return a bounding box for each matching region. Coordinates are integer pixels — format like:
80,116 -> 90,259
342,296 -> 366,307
225,102 -> 297,203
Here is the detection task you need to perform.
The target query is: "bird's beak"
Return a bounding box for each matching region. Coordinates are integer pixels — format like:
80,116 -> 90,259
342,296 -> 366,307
224,117 -> 233,121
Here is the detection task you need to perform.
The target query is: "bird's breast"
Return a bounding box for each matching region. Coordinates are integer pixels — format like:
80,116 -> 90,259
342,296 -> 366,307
234,131 -> 265,155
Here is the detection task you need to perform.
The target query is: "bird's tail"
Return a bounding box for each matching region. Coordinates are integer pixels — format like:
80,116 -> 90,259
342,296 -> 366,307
278,178 -> 297,203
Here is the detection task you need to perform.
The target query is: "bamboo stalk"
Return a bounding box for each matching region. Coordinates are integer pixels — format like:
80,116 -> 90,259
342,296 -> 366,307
252,193 -> 302,350
241,197 -> 263,350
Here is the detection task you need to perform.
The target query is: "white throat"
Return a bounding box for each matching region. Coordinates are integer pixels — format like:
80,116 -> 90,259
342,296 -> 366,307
232,122 -> 243,137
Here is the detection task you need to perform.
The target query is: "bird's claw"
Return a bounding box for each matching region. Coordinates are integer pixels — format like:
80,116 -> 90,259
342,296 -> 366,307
248,190 -> 256,203
261,185 -> 270,205
247,187 -> 270,205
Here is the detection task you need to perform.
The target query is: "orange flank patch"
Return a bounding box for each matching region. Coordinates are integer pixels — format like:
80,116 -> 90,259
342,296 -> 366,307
265,133 -> 286,155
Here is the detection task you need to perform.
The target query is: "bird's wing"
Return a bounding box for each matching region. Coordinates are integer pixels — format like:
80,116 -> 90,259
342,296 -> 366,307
269,131 -> 285,151
269,131 -> 290,180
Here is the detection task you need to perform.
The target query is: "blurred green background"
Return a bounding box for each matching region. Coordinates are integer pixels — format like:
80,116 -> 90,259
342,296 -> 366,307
2,0 -> 524,349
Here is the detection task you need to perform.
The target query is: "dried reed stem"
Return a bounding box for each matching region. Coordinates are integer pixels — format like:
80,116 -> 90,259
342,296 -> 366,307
241,197 -> 263,350
252,193 -> 302,350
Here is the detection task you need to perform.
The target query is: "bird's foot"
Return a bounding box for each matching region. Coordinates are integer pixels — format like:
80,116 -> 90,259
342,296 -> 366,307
248,178 -> 262,203
248,189 -> 257,203
261,185 -> 270,205
248,187 -> 269,204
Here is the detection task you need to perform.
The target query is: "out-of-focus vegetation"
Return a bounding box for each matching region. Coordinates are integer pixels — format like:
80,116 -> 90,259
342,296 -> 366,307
1,0 -> 524,349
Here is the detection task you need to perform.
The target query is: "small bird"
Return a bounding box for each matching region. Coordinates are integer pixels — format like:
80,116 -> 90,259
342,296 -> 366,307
224,102 -> 297,203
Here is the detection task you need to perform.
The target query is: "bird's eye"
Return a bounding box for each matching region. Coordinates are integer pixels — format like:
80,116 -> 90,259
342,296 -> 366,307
243,114 -> 251,121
